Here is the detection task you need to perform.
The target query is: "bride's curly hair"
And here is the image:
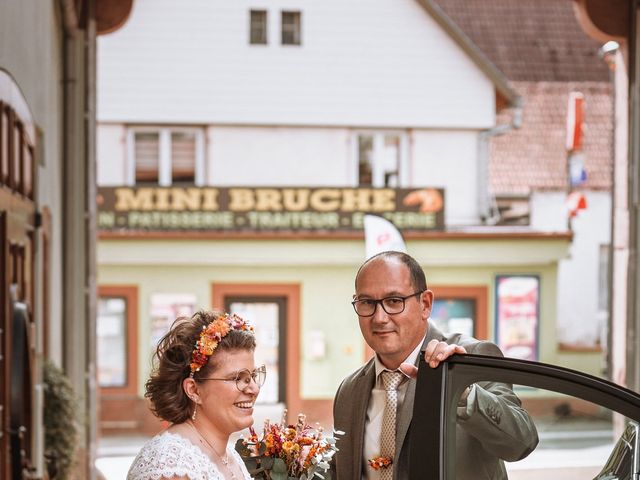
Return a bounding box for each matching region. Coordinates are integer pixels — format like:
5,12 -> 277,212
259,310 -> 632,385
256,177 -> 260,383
145,310 -> 256,424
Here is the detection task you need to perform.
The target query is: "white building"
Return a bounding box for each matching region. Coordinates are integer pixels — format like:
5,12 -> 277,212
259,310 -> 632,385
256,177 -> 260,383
96,0 -> 578,434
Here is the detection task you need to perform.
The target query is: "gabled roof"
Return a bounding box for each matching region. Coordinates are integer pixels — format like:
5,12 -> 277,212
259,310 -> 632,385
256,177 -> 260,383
490,81 -> 612,195
426,0 -> 613,197
433,0 -> 610,82
414,0 -> 521,108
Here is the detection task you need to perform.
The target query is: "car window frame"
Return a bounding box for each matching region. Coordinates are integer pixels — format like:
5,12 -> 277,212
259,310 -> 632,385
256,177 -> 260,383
409,353 -> 640,479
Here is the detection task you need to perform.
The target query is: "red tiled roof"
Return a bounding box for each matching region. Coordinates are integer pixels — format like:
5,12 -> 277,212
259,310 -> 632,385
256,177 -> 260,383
490,81 -> 613,195
434,0 -> 610,82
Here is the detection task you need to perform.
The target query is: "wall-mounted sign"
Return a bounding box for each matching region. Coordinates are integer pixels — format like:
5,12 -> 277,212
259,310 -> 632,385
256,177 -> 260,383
96,186 -> 445,233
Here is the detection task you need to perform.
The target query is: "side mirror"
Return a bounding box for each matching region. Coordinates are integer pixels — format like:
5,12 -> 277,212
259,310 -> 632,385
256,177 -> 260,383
593,421 -> 639,480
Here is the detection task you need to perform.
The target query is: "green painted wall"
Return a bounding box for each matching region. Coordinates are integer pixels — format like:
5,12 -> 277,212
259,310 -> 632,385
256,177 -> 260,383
98,235 -> 603,402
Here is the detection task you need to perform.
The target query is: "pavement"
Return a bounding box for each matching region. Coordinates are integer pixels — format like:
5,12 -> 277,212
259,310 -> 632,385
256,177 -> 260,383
96,435 -> 147,480
96,424 -> 617,480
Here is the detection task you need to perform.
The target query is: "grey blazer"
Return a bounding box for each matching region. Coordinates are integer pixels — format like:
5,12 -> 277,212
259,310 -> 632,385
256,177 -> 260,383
332,325 -> 538,479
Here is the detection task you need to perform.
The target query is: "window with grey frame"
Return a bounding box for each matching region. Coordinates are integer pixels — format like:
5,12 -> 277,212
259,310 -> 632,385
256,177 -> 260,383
249,10 -> 267,45
281,11 -> 301,45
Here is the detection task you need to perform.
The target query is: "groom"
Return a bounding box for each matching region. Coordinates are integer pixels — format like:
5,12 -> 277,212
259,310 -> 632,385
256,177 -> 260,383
332,251 -> 538,479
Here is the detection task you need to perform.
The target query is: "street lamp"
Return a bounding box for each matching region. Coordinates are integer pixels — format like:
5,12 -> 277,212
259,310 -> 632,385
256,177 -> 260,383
599,41 -> 620,70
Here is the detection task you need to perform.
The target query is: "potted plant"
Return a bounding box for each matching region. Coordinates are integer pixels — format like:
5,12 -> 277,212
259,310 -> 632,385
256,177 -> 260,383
43,359 -> 78,480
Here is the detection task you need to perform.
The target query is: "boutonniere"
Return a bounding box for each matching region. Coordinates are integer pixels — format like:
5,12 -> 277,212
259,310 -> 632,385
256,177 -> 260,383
368,456 -> 392,470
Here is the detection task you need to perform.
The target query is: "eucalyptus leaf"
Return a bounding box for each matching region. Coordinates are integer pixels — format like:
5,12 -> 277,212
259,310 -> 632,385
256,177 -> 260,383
243,457 -> 259,470
235,438 -> 252,457
272,458 -> 288,474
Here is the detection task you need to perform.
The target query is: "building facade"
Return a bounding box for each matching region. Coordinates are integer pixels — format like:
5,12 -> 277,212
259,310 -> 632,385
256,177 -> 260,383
0,1 -> 131,478
95,0 -> 589,433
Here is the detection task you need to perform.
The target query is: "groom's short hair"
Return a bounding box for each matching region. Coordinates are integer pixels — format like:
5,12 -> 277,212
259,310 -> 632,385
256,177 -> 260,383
355,251 -> 427,292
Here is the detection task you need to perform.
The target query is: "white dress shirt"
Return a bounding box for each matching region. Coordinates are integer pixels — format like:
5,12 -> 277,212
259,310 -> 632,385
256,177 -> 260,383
362,336 -> 425,480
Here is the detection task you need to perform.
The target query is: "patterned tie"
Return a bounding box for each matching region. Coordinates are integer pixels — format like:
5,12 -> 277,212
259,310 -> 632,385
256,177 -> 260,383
380,370 -> 404,480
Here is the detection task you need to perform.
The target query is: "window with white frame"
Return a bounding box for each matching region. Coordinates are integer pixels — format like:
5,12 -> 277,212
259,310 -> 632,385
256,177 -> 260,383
128,127 -> 205,186
250,10 -> 268,45
356,132 -> 405,187
598,244 -> 610,313
281,11 -> 301,45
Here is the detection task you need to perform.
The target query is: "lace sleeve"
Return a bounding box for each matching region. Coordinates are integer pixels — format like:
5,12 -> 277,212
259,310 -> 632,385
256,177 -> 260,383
127,433 -> 222,480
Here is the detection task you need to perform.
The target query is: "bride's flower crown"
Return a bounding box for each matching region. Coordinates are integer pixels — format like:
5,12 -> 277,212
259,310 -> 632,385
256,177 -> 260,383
189,312 -> 254,377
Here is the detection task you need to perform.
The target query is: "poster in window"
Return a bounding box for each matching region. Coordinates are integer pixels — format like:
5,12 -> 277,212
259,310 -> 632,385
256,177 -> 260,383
495,275 -> 539,361
431,298 -> 475,337
150,293 -> 197,348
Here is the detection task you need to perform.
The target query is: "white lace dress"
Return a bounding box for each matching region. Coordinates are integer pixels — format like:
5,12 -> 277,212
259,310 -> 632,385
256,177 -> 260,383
127,431 -> 252,480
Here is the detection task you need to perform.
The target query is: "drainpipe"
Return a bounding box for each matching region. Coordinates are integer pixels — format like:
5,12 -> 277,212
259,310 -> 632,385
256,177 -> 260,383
627,0 -> 640,394
478,98 -> 523,224
60,0 -> 98,478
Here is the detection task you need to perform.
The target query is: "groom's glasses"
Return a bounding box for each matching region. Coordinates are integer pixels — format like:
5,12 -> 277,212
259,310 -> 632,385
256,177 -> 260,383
352,291 -> 424,317
200,365 -> 267,391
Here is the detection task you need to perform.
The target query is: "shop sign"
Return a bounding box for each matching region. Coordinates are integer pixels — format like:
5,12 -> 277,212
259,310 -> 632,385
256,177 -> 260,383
97,186 -> 445,233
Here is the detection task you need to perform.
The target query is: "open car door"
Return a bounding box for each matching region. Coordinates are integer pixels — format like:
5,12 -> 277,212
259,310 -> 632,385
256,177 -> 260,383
410,354 -> 640,479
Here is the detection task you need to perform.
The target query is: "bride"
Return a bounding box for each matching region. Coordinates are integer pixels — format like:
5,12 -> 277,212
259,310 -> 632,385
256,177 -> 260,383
127,310 -> 265,480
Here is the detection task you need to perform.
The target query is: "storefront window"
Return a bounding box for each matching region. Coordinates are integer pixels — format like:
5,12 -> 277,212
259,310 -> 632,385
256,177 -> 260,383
97,297 -> 128,387
149,293 -> 197,348
228,300 -> 283,404
431,298 -> 475,337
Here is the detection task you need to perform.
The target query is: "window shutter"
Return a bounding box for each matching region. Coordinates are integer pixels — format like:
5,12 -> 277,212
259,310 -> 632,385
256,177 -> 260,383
134,132 -> 159,183
171,131 -> 196,184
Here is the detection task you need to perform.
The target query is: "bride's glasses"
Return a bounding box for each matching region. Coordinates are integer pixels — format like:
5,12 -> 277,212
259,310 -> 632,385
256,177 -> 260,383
200,365 -> 267,391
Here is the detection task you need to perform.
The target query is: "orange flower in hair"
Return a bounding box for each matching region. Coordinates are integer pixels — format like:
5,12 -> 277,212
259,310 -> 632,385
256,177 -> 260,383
189,313 -> 253,376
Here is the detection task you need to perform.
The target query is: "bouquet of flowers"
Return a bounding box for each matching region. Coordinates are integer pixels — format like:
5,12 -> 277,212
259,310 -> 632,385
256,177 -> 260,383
235,410 -> 343,480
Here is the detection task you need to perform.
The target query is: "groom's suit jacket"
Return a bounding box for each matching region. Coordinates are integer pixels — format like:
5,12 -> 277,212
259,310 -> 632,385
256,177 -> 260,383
332,325 -> 538,480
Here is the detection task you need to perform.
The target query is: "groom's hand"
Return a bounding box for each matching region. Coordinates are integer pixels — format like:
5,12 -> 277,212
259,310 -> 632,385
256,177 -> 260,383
399,343 -> 471,404
424,340 -> 467,368
398,341 -> 467,378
